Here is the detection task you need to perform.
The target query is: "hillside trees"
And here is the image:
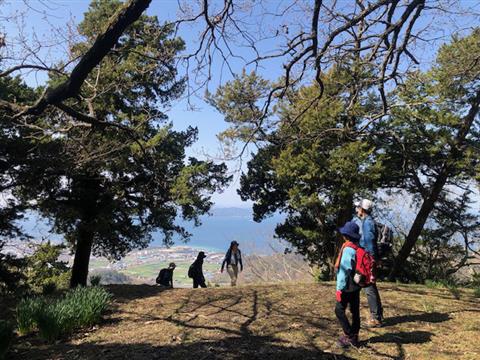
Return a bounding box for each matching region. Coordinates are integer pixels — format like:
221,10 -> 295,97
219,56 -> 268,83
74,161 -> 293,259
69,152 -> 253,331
209,67 -> 383,277
377,30 -> 480,279
210,30 -> 480,281
1,0 -> 230,288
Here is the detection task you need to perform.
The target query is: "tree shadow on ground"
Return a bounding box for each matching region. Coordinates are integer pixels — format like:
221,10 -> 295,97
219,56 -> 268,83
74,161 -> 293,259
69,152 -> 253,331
383,312 -> 450,327
105,284 -> 169,302
366,330 -> 433,345
10,336 -> 356,360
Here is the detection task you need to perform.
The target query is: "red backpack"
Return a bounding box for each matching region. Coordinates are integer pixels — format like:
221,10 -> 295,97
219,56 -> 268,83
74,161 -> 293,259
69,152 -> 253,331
344,242 -> 376,287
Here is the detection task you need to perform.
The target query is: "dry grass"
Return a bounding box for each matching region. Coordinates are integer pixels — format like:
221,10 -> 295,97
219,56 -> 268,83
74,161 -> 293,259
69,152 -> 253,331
9,282 -> 480,359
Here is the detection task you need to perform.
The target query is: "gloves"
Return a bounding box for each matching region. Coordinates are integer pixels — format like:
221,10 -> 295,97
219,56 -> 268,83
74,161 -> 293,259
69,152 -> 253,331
336,290 -> 342,302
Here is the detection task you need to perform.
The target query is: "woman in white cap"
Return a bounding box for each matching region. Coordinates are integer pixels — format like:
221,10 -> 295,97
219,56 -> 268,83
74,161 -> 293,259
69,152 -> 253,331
355,199 -> 384,327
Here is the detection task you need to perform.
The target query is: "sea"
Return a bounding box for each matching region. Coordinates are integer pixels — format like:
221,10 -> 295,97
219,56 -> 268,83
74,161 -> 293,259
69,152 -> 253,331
15,208 -> 286,256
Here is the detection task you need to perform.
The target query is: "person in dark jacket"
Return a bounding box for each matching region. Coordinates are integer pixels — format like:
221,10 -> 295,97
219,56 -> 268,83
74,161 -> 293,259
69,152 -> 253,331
335,221 -> 361,348
190,252 -> 207,288
156,262 -> 176,288
355,199 -> 384,327
221,241 -> 243,286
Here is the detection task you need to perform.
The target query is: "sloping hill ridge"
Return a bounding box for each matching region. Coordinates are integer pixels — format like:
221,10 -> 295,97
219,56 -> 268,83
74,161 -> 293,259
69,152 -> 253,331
11,283 -> 480,359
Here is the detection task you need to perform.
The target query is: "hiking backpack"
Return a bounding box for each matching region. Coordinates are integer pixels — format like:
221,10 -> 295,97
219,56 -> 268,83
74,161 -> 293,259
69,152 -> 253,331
156,268 -> 167,284
187,264 -> 194,278
345,242 -> 376,287
374,222 -> 393,258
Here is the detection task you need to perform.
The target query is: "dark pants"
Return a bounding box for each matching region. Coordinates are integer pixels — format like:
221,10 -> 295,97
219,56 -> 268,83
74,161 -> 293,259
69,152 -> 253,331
363,283 -> 383,320
335,290 -> 360,336
193,277 -> 207,288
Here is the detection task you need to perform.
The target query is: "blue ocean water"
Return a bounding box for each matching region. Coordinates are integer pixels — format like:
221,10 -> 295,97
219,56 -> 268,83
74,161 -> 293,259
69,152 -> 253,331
16,208 -> 285,255
153,212 -> 285,255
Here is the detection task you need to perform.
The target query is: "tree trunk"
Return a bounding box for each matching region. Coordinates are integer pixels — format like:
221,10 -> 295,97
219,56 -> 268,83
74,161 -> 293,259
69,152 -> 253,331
70,220 -> 94,288
389,90 -> 480,281
389,172 -> 448,280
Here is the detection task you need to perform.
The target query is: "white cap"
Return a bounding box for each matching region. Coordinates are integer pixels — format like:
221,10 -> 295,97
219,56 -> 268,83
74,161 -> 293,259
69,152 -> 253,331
357,199 -> 373,211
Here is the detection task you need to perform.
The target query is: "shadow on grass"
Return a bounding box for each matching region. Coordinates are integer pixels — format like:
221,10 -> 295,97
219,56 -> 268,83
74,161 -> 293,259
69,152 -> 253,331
383,312 -> 450,327
10,337 -> 356,360
367,330 -> 433,345
105,284 -> 169,302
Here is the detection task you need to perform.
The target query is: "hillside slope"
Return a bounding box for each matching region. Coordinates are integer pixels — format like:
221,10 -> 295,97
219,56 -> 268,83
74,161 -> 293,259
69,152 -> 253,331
11,282 -> 480,360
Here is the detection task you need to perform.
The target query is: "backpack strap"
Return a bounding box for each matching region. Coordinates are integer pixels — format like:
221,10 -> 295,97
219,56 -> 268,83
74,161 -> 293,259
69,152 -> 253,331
335,241 -> 358,269
344,241 -> 359,251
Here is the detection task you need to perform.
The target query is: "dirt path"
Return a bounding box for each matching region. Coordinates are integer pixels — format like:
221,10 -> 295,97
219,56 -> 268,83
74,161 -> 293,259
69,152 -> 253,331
10,283 -> 480,359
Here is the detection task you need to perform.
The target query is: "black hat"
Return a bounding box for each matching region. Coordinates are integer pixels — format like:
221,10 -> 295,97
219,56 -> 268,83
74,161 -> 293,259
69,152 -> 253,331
198,251 -> 207,259
231,241 -> 239,246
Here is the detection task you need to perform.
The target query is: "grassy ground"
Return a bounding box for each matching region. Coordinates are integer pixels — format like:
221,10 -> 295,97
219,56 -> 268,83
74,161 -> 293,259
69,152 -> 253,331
9,282 -> 480,359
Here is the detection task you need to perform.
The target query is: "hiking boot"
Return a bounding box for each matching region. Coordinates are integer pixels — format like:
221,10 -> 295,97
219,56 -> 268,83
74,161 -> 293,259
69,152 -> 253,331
366,318 -> 383,328
337,334 -> 359,348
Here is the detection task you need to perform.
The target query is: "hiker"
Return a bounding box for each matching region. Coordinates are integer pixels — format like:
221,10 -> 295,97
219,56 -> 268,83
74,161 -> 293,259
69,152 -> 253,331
156,262 -> 176,288
335,221 -> 362,348
355,199 -> 384,327
221,241 -> 243,286
189,251 -> 207,288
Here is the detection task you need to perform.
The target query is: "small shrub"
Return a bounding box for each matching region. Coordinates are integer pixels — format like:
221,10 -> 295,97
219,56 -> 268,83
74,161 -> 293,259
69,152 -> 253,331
312,266 -> 331,282
16,297 -> 46,335
445,283 -> 461,300
424,279 -> 442,288
0,320 -> 14,360
90,275 -> 102,286
422,301 -> 436,313
42,281 -> 57,295
473,287 -> 480,298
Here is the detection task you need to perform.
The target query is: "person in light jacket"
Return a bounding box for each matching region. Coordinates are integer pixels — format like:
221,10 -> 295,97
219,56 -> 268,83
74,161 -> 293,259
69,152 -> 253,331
221,241 -> 243,286
356,199 -> 384,327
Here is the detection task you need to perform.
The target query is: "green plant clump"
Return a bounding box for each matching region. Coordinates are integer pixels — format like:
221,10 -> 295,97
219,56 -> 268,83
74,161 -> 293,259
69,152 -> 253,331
0,320 -> 14,360
473,287 -> 480,298
16,297 -> 47,335
15,286 -> 111,342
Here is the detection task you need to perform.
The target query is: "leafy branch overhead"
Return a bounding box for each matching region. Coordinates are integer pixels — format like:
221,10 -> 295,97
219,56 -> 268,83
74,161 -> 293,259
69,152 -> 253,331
0,0 -> 152,130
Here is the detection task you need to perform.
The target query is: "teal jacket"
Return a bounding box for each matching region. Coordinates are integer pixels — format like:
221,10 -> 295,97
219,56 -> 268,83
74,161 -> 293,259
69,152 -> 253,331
336,245 -> 359,292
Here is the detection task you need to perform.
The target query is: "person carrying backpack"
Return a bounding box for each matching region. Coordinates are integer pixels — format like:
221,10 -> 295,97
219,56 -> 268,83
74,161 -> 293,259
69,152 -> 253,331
335,221 -> 362,348
221,241 -> 243,286
355,199 -> 384,327
189,252 -> 207,288
156,262 -> 176,288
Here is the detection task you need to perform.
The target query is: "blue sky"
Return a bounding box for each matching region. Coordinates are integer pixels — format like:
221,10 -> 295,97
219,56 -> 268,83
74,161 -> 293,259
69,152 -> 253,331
1,0 -> 261,207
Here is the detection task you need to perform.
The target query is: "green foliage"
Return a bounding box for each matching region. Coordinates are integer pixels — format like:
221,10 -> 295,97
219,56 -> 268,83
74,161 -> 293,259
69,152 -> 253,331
25,242 -> 70,293
16,287 -> 111,342
42,282 -> 57,295
4,0 -> 230,287
211,65 -> 383,272
473,287 -> 480,298
424,279 -> 460,299
312,266 -> 331,282
0,320 -> 14,360
210,30 -> 480,282
0,241 -> 27,295
90,275 -> 102,286
16,297 -> 46,335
